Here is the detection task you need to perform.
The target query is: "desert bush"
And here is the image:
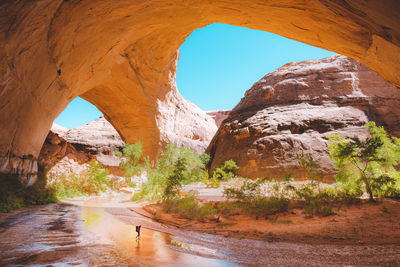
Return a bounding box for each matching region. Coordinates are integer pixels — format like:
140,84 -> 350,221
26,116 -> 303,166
333,180 -> 363,204
224,178 -> 290,218
293,185 -> 334,216
162,193 -> 217,219
243,197 -> 290,218
224,178 -> 264,202
202,173 -> 220,188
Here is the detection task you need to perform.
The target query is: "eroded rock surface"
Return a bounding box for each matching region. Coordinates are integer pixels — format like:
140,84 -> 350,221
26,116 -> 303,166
60,117 -> 124,167
1,0 -> 400,178
207,55 -> 400,179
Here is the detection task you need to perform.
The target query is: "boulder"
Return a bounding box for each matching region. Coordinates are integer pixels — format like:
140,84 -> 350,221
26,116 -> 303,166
207,55 -> 400,180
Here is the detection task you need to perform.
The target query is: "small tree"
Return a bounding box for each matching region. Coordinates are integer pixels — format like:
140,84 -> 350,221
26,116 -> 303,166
328,122 -> 400,202
163,157 -> 186,200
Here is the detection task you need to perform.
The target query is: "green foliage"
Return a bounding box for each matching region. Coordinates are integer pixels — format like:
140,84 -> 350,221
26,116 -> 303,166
202,172 -> 220,188
202,159 -> 239,187
133,143 -> 210,201
199,153 -> 211,166
211,159 -> 239,181
163,157 -> 187,200
224,178 -> 264,202
214,201 -> 236,215
334,179 -> 363,204
328,121 -> 400,201
223,177 -> 338,217
116,142 -> 145,180
244,197 -> 290,218
49,161 -> 112,199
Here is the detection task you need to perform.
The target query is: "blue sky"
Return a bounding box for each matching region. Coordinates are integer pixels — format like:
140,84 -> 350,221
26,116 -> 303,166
55,23 -> 335,129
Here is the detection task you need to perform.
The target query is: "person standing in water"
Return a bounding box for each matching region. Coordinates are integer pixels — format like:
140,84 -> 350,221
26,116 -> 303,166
136,225 -> 141,240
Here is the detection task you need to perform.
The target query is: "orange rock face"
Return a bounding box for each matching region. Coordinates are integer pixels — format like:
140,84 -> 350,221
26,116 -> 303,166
1,0 -> 400,178
207,55 -> 400,179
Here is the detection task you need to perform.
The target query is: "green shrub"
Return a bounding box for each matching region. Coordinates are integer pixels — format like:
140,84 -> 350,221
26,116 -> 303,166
224,178 -> 264,202
202,172 -> 220,188
333,180 -> 363,204
210,159 -> 239,182
293,185 -> 334,216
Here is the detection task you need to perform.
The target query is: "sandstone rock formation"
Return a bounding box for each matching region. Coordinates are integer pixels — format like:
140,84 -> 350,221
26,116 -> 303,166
207,55 -> 400,179
39,130 -> 95,169
1,0 -> 400,179
206,110 -> 231,128
60,117 -> 125,167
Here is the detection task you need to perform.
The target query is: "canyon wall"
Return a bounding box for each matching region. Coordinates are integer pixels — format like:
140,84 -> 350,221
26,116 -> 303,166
207,55 -> 400,179
1,0 -> 400,180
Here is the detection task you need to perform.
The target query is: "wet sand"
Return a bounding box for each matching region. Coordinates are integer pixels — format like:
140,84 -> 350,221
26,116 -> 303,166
1,194 -> 400,266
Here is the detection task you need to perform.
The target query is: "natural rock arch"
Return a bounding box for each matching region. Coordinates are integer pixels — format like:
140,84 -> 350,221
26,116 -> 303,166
1,0 -> 399,179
